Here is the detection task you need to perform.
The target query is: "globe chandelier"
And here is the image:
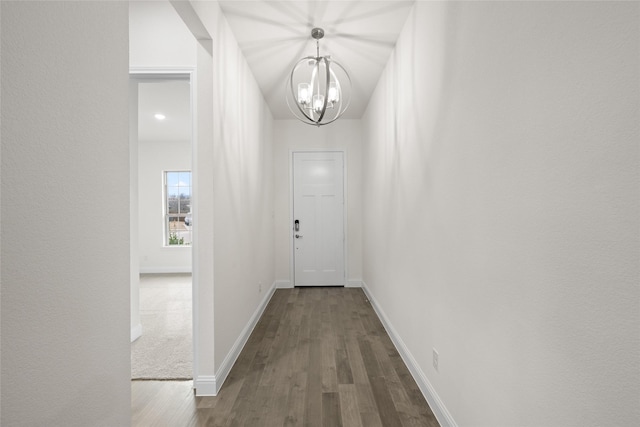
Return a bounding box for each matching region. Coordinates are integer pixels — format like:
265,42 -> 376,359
286,27 -> 351,126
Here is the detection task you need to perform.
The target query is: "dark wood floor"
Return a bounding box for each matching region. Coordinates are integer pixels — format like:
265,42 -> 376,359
132,287 -> 439,426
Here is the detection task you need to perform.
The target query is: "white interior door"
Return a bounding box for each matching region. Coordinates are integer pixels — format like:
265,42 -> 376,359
293,151 -> 345,286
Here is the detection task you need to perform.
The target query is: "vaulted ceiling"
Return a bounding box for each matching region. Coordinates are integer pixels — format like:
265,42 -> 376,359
138,1 -> 415,141
217,0 -> 415,119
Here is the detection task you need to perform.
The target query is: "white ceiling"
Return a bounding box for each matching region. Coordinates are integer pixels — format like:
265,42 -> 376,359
218,0 -> 415,119
138,79 -> 191,142
137,1 -> 414,140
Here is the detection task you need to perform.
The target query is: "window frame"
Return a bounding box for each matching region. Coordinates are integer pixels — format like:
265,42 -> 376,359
163,170 -> 192,247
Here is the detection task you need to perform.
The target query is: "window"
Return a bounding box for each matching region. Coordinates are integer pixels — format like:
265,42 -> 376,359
164,171 -> 192,246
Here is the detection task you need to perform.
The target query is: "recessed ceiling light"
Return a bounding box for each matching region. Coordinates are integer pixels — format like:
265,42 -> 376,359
154,113 -> 166,121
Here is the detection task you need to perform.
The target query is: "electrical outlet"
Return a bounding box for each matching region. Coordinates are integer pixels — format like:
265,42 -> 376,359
433,348 -> 439,372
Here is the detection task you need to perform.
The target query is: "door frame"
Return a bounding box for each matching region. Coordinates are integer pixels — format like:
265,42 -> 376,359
289,149 -> 348,287
129,66 -> 198,383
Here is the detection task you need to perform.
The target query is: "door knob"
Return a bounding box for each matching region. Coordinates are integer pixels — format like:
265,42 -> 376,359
295,234 -> 303,238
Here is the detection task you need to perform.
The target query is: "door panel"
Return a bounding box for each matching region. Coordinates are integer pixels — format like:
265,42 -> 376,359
293,152 -> 345,286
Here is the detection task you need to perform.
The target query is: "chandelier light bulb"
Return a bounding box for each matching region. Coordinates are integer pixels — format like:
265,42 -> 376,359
298,83 -> 311,105
328,82 -> 339,104
313,95 -> 324,113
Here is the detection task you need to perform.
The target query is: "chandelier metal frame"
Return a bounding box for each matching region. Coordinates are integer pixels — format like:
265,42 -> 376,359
286,27 -> 351,127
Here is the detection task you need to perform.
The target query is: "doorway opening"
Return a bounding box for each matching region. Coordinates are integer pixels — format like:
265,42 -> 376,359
130,72 -> 195,380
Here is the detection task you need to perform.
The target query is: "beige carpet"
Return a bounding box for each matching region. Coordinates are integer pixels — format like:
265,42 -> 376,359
131,273 -> 192,380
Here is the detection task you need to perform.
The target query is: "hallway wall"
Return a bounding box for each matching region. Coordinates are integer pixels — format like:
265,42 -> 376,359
273,120 -> 363,286
187,1 -> 275,388
362,2 -> 639,426
1,1 -> 130,425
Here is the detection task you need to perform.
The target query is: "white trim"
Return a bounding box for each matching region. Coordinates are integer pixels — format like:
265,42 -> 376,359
188,67 -> 199,388
211,281 -> 277,395
194,375 -> 217,397
275,280 -> 292,289
343,149 -> 349,285
346,280 -> 363,288
361,281 -> 458,427
139,266 -> 192,274
289,149 -> 349,286
130,323 -> 142,343
129,66 -> 196,75
288,151 -> 295,285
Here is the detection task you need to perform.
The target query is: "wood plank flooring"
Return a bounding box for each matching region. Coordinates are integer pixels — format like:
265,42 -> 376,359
132,287 -> 439,426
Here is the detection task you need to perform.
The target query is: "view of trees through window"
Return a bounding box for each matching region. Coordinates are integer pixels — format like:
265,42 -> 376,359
165,171 -> 192,245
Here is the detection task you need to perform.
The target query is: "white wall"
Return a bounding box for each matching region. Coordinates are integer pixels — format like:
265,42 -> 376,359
138,140 -> 192,273
155,1 -> 276,393
273,120 -> 363,286
1,2 -> 130,425
129,0 -> 196,69
188,0 -> 276,383
362,2 -> 639,426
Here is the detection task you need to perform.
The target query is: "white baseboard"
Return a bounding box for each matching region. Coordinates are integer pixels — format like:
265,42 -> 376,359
131,323 -> 142,343
211,280 -> 277,395
139,266 -> 192,274
275,279 -> 292,289
194,375 -> 217,396
346,279 -> 363,288
361,281 -> 457,427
